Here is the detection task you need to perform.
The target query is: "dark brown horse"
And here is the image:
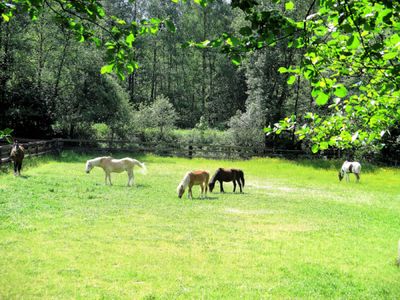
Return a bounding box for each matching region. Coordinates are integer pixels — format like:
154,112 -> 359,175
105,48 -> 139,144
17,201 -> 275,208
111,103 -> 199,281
10,141 -> 25,176
209,168 -> 245,193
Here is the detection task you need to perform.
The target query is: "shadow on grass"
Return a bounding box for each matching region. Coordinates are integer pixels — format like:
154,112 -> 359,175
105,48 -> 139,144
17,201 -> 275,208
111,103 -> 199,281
189,196 -> 219,201
90,183 -> 152,189
209,192 -> 247,195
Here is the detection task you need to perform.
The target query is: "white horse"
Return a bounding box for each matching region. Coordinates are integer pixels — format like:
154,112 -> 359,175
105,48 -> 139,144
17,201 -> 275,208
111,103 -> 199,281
85,156 -> 146,186
177,170 -> 209,199
338,161 -> 361,182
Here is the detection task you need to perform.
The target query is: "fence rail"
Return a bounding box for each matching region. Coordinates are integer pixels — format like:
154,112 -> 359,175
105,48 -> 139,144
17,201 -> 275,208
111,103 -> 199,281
1,138 -> 397,166
0,138 -> 308,164
0,139 -> 61,164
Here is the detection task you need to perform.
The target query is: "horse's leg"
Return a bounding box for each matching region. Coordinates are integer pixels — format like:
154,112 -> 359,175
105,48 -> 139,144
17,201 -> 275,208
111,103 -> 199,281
127,170 -> 134,186
233,180 -> 236,192
200,184 -> 204,199
238,179 -> 242,193
355,173 -> 360,182
188,185 -> 192,199
205,180 -> 208,198
13,161 -> 17,176
219,180 -> 224,193
104,172 -> 108,185
18,161 -> 22,175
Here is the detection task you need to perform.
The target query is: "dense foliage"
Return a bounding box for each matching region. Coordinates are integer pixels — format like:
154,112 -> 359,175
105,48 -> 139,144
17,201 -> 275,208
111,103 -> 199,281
1,0 -> 399,159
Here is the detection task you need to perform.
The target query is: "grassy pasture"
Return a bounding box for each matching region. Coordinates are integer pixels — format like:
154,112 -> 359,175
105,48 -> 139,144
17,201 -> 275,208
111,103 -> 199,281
1,152 -> 400,299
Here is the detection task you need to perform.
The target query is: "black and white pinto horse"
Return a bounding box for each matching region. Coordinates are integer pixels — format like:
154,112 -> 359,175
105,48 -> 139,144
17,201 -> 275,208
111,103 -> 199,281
338,161 -> 361,182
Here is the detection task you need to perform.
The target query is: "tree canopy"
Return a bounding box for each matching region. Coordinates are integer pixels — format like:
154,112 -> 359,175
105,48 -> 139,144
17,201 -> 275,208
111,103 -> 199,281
1,0 -> 399,154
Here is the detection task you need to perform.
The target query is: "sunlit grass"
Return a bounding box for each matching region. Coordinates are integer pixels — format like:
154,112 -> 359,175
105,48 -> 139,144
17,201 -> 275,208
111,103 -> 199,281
1,152 -> 399,298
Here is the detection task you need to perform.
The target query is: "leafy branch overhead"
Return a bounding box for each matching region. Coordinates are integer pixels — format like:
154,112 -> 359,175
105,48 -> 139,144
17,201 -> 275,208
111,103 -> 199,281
1,0 -> 399,151
190,0 -> 400,152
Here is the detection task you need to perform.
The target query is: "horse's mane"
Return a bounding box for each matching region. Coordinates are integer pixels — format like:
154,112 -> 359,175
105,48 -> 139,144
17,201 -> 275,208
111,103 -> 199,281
209,168 -> 221,184
177,171 -> 191,192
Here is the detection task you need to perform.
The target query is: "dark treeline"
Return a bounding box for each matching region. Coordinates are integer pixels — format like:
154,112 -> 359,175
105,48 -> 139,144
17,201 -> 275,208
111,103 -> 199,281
1,0 -> 398,162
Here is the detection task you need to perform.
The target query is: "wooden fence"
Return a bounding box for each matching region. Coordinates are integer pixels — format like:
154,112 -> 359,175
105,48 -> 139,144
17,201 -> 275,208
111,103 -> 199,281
0,139 -> 62,164
0,138 -> 306,164
58,138 -> 307,159
0,138 -> 398,166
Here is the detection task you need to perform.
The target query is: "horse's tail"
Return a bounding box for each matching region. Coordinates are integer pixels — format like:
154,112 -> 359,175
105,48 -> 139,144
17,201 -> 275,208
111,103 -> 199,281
240,170 -> 245,187
135,160 -> 147,174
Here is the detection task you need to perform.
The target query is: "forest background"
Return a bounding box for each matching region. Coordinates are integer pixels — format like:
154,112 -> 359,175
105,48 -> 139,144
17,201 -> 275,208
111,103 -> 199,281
1,0 -> 399,163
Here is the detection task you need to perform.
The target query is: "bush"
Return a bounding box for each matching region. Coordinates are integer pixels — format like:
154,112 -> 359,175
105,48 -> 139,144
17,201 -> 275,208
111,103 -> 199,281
132,95 -> 178,141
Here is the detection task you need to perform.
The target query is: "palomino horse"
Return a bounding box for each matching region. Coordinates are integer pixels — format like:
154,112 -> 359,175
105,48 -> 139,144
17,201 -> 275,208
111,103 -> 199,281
10,141 -> 25,176
85,156 -> 146,186
209,168 -> 245,193
177,170 -> 210,199
339,161 -> 361,182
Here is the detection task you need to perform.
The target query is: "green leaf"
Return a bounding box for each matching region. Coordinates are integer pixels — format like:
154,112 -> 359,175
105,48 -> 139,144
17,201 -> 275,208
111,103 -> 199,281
383,52 -> 397,60
320,141 -> 329,150
117,70 -> 125,81
311,144 -> 319,153
263,127 -> 272,133
91,37 -> 101,47
2,13 -> 10,22
287,75 -> 296,85
278,67 -> 288,73
97,6 -> 105,17
334,85 -> 348,98
126,33 -> 135,47
315,91 -> 329,105
100,63 -> 114,74
231,56 -> 241,66
285,1 -> 294,11
347,34 -> 360,50
226,37 -> 240,47
165,20 -> 176,33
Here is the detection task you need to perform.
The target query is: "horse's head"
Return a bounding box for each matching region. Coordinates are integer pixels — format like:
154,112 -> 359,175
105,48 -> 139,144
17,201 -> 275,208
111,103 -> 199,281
85,160 -> 93,173
11,140 -> 19,151
209,181 -> 215,192
177,184 -> 185,198
338,170 -> 344,181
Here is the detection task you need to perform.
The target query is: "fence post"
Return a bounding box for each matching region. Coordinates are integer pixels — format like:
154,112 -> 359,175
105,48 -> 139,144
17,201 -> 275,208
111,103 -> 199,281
188,143 -> 193,159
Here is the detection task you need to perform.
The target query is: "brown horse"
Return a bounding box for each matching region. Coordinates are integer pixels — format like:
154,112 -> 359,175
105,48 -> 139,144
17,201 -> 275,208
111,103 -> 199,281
10,141 -> 25,176
177,170 -> 210,199
209,168 -> 245,193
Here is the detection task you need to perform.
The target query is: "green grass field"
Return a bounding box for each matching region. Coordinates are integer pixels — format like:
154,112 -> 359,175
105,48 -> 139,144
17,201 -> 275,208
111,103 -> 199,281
1,152 -> 400,299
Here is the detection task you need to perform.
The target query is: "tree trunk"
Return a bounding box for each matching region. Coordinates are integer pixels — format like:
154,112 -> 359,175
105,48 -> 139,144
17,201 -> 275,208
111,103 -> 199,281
150,43 -> 157,101
201,9 -> 208,122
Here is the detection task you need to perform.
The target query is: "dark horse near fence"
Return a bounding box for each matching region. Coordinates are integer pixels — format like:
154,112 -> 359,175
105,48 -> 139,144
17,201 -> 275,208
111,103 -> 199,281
10,141 -> 25,176
209,168 -> 245,193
